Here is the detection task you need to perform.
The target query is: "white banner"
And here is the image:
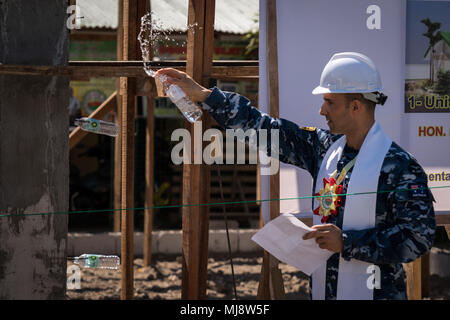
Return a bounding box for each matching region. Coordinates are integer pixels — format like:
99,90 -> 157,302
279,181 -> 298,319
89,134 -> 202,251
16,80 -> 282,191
259,0 -> 411,223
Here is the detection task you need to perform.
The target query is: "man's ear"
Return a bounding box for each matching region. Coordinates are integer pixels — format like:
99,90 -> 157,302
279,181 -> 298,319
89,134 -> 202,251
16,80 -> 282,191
351,99 -> 363,113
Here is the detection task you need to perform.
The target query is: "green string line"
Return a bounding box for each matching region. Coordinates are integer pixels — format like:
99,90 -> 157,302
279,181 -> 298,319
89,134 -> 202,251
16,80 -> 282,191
0,185 -> 449,218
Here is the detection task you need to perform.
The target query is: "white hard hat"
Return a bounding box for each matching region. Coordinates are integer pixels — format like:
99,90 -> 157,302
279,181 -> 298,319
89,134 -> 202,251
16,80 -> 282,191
312,52 -> 385,103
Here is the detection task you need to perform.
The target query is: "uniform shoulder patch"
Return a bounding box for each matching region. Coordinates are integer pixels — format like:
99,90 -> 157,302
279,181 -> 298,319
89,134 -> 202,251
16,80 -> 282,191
301,126 -> 316,132
409,184 -> 428,199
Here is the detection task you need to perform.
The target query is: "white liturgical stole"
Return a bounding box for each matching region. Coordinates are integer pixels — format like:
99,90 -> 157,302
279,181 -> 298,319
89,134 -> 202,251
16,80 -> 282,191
311,122 -> 392,300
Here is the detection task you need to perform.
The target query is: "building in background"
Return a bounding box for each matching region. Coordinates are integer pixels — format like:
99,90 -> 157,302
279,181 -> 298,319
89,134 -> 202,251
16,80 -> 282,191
68,0 -> 260,231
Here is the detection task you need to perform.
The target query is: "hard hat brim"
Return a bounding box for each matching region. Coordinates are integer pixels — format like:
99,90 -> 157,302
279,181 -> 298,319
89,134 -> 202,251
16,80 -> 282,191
312,86 -> 330,95
312,86 -> 384,95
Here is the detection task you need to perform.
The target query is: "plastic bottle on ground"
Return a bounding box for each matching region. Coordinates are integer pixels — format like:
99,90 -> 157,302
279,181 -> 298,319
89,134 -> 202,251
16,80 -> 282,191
72,254 -> 120,269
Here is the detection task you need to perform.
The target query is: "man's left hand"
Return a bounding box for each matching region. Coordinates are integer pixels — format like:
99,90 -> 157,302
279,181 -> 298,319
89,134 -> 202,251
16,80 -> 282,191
303,224 -> 343,253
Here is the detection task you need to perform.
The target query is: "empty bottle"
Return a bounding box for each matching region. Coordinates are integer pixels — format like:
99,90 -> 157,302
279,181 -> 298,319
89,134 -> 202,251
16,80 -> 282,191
154,72 -> 203,123
74,117 -> 120,137
71,254 -> 120,270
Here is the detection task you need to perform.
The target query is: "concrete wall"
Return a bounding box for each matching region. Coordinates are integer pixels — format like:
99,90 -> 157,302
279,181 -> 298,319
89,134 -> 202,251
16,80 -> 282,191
0,1 -> 69,299
67,230 -> 263,256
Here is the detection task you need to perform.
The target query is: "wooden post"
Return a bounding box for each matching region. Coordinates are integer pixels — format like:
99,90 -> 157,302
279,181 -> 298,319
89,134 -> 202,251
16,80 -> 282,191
421,252 -> 430,298
120,0 -> 148,300
120,0 -> 136,300
114,0 -> 124,233
181,0 -> 215,299
445,225 -> 450,238
257,0 -> 286,300
143,94 -> 155,266
142,0 -> 155,267
405,258 -> 422,300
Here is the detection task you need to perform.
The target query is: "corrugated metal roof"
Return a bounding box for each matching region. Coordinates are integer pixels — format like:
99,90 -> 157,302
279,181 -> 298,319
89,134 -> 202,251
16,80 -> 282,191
77,1 -> 118,29
77,0 -> 259,34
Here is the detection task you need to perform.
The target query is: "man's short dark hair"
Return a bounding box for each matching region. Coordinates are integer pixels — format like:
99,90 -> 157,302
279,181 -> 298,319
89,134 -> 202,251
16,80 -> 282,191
345,93 -> 376,112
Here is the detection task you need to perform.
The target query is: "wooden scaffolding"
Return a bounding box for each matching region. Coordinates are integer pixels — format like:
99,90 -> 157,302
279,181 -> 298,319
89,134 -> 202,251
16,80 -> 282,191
0,0 -> 448,300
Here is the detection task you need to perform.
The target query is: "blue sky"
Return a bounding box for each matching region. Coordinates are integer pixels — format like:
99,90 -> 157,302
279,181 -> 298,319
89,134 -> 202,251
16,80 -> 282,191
406,0 -> 450,64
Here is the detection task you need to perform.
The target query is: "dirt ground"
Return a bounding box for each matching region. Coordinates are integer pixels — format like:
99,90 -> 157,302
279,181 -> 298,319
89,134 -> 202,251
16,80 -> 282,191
66,252 -> 450,300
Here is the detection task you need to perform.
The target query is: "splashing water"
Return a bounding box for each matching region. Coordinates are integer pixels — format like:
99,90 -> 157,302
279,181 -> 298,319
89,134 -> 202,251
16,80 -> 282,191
138,12 -> 199,77
137,12 -> 203,123
137,12 -> 158,77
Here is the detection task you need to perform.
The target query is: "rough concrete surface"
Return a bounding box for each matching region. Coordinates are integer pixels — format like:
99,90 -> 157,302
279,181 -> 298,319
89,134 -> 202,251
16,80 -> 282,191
0,0 -> 69,299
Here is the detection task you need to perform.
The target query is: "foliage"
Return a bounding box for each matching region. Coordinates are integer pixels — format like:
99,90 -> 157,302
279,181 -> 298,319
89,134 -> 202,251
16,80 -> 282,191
421,18 -> 442,58
154,181 -> 170,207
434,70 -> 450,96
242,15 -> 259,60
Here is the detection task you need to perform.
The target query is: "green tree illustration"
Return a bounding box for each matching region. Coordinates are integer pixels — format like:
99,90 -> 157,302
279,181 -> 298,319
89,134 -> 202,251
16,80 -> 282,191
421,18 -> 442,84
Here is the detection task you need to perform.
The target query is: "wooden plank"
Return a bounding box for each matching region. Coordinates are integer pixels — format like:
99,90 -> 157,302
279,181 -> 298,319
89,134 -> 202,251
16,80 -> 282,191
181,0 -> 215,300
436,214 -> 450,225
0,63 -> 258,80
142,0 -> 154,267
420,213 -> 450,298
114,0 -> 124,233
120,0 -> 148,300
257,250 -> 271,298
210,76 -> 258,82
405,258 -> 422,300
421,252 -> 430,298
445,225 -> 450,238
119,78 -> 135,301
210,66 -> 258,77
113,99 -> 122,232
70,31 -> 117,41
72,60 -> 258,67
198,0 -> 215,297
0,64 -> 145,78
257,0 -> 285,300
173,164 -> 257,172
143,95 -> 155,267
69,92 -> 117,150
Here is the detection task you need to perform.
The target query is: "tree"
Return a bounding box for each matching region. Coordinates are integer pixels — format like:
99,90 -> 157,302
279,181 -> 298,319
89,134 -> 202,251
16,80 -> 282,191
434,70 -> 450,96
421,18 -> 442,84
242,16 -> 259,60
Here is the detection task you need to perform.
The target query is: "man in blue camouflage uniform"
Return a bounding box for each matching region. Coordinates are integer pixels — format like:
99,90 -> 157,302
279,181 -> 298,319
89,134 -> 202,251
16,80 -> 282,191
155,52 -> 435,300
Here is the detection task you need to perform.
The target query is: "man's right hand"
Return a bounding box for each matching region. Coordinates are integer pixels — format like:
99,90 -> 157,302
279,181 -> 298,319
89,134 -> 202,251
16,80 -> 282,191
154,68 -> 212,103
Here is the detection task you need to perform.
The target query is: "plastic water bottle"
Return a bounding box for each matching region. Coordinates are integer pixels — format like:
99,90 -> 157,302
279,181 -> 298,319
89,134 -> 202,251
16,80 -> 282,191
72,254 -> 120,270
74,117 -> 120,137
155,73 -> 203,123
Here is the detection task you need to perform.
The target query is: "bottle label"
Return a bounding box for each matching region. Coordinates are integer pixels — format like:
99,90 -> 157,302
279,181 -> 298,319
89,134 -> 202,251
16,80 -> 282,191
167,85 -> 186,103
88,119 -> 100,132
85,255 -> 99,268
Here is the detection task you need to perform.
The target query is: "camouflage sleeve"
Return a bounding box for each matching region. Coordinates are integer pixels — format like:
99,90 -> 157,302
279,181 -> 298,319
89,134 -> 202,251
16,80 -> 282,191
341,158 -> 436,264
201,87 -> 337,175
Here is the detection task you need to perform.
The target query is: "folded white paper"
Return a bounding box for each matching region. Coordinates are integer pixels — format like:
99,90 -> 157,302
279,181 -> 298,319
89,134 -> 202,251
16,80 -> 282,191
251,213 -> 333,276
